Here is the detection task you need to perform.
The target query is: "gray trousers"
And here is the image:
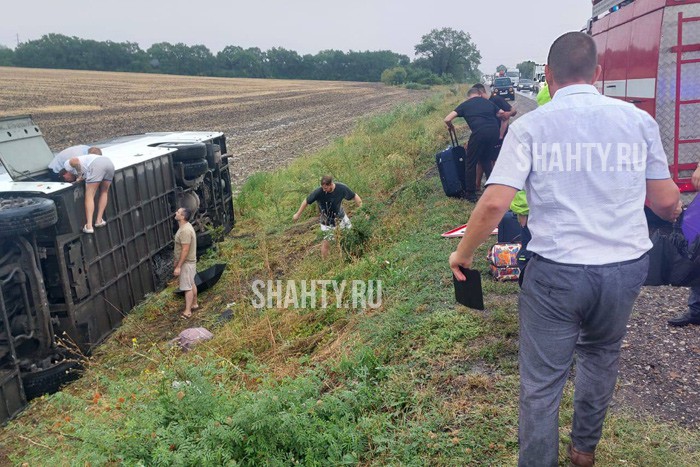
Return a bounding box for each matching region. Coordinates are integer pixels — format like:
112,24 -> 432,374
517,254 -> 648,467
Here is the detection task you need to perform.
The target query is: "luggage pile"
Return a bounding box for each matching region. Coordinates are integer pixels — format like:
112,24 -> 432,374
488,211 -> 523,282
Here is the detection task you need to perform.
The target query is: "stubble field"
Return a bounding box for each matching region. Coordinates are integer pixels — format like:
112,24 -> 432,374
0,67 -> 428,188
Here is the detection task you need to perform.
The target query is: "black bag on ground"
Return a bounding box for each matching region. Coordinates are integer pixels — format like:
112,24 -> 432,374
435,128 -> 467,198
645,219 -> 700,287
498,210 -> 522,243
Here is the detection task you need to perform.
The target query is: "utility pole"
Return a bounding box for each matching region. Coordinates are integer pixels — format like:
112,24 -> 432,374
16,33 -> 19,46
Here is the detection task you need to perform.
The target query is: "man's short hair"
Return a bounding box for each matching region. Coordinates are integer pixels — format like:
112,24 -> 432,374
88,147 -> 102,155
473,83 -> 486,92
547,32 -> 598,84
180,207 -> 192,221
57,168 -> 68,181
467,87 -> 482,97
321,175 -> 333,186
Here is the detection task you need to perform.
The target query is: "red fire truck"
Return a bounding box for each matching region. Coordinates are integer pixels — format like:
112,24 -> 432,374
589,0 -> 700,196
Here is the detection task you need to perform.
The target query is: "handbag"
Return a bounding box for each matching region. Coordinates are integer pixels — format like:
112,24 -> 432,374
645,213 -> 700,287
488,243 -> 521,281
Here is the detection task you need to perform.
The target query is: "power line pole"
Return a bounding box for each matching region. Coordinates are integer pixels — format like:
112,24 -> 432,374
16,33 -> 19,46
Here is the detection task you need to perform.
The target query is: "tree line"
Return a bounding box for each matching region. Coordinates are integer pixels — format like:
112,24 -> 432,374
0,28 -> 482,85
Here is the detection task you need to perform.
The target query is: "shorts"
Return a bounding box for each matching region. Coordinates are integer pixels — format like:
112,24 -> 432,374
320,215 -> 351,241
179,262 -> 197,291
86,157 -> 115,184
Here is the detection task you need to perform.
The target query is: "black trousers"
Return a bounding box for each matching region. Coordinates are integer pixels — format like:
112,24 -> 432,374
465,129 -> 499,198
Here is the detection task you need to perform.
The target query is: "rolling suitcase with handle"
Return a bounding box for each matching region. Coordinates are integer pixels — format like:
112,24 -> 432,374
435,128 -> 467,198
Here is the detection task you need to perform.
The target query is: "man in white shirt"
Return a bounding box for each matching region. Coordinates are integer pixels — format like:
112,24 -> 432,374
448,32 -> 681,467
48,145 -> 99,181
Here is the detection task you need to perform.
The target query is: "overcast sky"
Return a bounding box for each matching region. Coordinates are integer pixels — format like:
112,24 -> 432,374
2,0 -> 593,74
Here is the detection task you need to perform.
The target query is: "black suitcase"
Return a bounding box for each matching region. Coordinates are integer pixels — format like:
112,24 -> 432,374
435,128 -> 467,198
498,210 -> 522,243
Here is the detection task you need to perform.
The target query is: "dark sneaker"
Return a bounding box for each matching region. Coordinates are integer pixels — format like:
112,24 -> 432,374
667,314 -> 700,327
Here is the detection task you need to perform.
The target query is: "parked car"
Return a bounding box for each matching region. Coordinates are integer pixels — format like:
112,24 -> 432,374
492,77 -> 515,101
517,79 -> 537,91
0,116 -> 235,423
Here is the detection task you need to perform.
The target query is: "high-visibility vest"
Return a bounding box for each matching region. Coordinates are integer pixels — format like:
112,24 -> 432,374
537,83 -> 552,107
509,83 -> 551,215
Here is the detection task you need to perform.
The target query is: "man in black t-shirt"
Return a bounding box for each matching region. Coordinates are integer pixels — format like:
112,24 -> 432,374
444,87 -> 505,201
474,83 -> 518,187
293,175 -> 363,259
474,83 -> 518,141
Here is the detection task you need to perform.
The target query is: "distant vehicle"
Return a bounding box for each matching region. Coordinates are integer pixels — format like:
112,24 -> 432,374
588,0 -> 698,196
517,79 -> 537,91
492,77 -> 515,101
506,69 -> 521,87
0,116 -> 235,424
534,64 -> 545,83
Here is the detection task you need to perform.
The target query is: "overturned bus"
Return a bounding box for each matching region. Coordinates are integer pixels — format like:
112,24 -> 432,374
0,116 -> 234,423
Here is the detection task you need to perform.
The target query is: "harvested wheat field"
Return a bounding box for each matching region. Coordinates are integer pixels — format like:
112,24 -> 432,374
0,67 -> 429,187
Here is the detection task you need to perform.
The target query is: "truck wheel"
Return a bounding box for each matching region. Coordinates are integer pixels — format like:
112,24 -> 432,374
21,354 -> 84,399
0,197 -> 58,238
180,159 -> 209,179
158,142 -> 207,162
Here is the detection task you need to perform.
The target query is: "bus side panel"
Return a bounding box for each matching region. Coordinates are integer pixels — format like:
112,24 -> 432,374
59,154 -> 177,348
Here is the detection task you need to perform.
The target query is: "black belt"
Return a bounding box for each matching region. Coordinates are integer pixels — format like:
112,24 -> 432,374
532,253 -> 647,268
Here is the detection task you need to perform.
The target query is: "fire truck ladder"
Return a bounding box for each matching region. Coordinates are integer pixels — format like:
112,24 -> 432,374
673,11 -> 700,192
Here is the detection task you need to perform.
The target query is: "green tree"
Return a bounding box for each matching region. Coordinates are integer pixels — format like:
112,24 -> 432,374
414,28 -> 481,82
266,47 -> 302,78
0,45 -> 13,66
147,42 -> 215,75
516,60 -> 536,79
380,67 -> 407,85
405,65 -> 444,85
216,46 -> 268,78
313,49 -> 347,81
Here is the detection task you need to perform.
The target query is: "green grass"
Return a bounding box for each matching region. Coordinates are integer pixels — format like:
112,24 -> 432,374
1,87 -> 698,466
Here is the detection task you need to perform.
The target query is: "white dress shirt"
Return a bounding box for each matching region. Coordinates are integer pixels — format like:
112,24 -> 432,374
488,84 -> 671,265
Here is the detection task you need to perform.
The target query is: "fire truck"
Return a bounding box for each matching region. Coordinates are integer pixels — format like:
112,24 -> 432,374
589,0 -> 700,197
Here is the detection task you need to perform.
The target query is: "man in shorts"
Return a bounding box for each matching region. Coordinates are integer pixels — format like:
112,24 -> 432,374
63,151 -> 115,233
293,175 -> 363,259
174,207 -> 198,318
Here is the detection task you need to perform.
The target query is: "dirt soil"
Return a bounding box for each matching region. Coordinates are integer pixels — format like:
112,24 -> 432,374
0,67 -> 429,189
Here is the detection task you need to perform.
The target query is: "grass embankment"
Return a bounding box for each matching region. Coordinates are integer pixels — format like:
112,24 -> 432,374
2,90 -> 699,466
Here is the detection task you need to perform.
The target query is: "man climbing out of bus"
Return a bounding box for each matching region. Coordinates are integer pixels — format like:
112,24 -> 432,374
50,145 -> 101,182
63,148 -> 114,233
448,32 -> 681,467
